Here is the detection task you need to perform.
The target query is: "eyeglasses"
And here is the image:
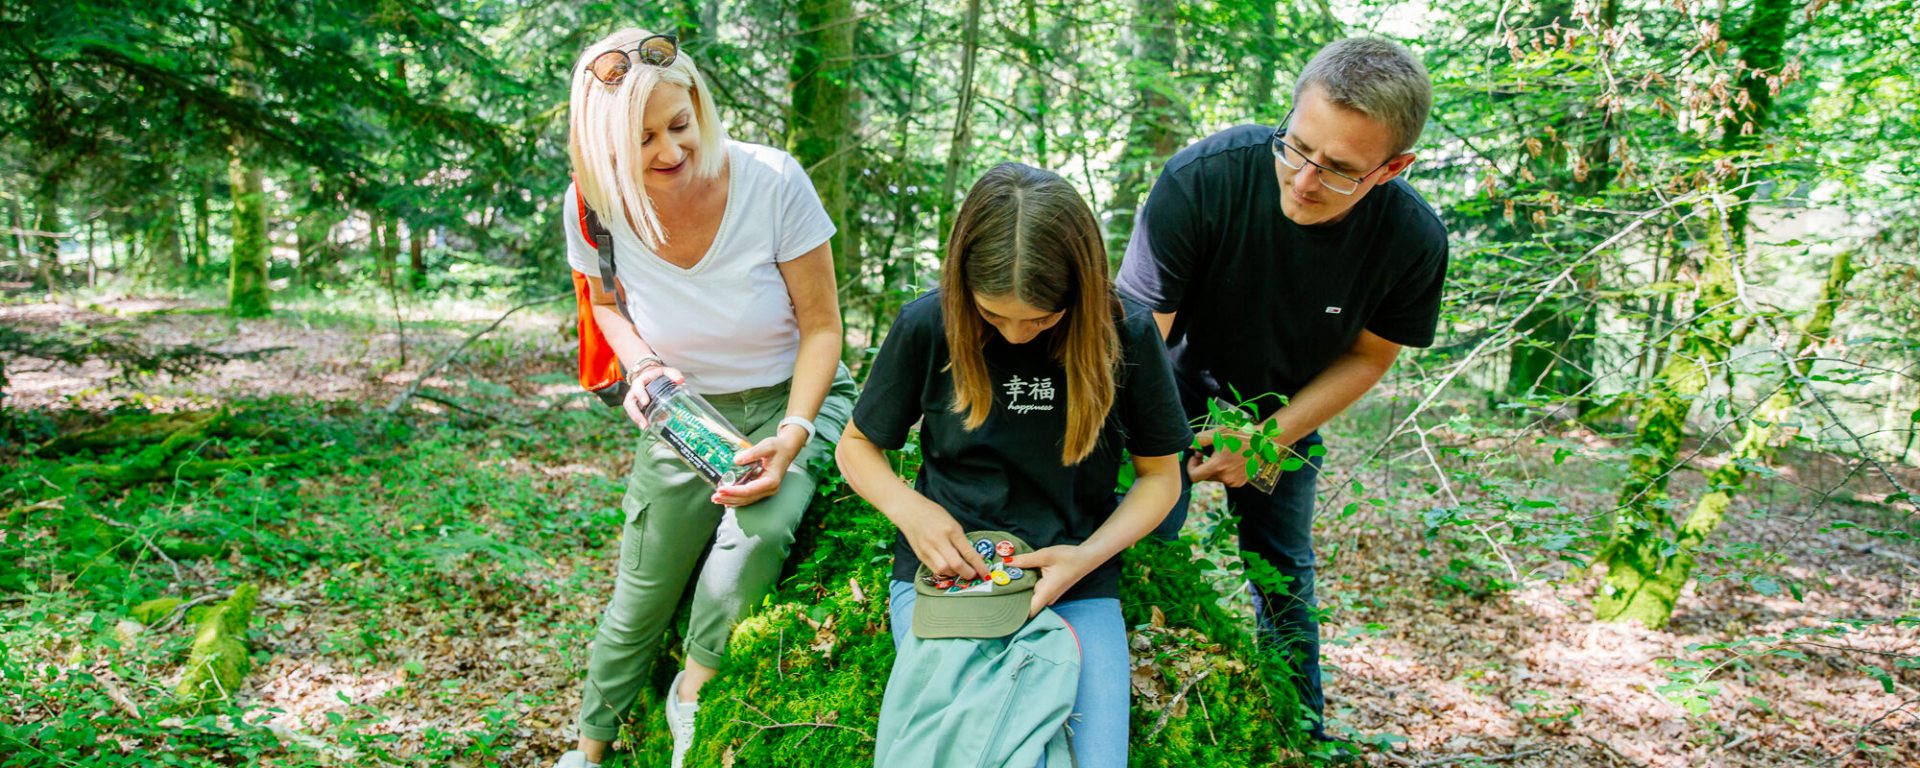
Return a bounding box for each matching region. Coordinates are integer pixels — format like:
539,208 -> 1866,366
585,34 -> 678,85
1270,109 -> 1390,196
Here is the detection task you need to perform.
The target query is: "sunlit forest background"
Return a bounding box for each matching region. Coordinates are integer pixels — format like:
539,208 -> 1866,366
1,0 -> 1915,765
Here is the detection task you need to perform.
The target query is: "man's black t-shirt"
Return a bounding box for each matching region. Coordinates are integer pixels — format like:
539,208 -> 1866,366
1116,124 -> 1449,419
852,290 -> 1194,603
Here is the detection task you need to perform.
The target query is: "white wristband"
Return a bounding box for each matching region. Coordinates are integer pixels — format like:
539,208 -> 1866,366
778,416 -> 818,444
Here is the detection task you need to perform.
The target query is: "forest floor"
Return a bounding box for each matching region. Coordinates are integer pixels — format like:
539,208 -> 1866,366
3,292 -> 1916,767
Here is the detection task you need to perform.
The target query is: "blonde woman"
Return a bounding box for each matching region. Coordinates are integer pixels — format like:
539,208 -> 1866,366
836,164 -> 1191,764
555,29 -> 855,768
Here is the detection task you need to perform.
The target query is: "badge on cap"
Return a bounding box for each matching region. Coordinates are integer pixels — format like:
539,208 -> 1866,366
975,539 -> 994,559
1003,565 -> 1023,581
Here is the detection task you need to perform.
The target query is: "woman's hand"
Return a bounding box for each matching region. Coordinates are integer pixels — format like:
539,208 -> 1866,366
895,500 -> 992,582
1006,544 -> 1101,617
709,425 -> 805,507
620,364 -> 685,429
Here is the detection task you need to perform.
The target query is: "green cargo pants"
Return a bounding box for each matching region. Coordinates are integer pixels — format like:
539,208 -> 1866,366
577,365 -> 856,742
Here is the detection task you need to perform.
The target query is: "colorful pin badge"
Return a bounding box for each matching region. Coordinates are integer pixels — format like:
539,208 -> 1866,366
974,539 -> 994,559
1004,565 -> 1024,580
990,570 -> 1011,586
995,540 -> 1015,558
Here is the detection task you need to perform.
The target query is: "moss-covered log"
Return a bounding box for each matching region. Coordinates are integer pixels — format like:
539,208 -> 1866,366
176,583 -> 259,709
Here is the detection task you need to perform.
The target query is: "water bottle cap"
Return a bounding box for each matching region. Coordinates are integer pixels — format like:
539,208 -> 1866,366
644,375 -> 680,404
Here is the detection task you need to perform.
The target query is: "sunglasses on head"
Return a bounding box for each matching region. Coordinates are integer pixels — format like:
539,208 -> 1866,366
585,34 -> 678,85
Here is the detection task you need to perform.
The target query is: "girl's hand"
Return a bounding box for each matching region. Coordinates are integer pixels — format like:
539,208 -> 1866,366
1006,544 -> 1101,617
895,501 -> 992,582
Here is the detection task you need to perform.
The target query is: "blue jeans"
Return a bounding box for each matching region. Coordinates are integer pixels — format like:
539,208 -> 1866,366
887,581 -> 1128,767
1152,431 -> 1326,736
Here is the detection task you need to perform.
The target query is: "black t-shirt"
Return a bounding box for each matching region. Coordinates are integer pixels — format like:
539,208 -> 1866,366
1116,124 -> 1450,419
853,290 -> 1194,602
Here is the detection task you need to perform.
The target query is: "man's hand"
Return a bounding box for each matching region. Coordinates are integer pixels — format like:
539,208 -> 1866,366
1187,427 -> 1253,488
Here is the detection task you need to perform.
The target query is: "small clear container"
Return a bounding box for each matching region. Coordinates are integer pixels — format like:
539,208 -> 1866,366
642,377 -> 763,488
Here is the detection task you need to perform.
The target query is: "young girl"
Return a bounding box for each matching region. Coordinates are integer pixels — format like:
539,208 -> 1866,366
555,28 -> 856,768
835,163 -> 1191,764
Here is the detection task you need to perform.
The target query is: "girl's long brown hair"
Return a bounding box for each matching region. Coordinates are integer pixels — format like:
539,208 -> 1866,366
942,163 -> 1120,465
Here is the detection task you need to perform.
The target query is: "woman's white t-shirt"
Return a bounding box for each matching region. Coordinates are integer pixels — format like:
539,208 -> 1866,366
565,141 -> 836,394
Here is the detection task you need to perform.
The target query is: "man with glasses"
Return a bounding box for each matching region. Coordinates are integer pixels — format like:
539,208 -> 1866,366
1116,37 -> 1448,752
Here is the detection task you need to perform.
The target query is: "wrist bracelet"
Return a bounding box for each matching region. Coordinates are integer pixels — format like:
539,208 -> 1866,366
778,416 -> 818,444
627,355 -> 665,380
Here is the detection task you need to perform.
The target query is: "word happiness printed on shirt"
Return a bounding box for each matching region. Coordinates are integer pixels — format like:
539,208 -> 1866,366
1002,375 -> 1056,414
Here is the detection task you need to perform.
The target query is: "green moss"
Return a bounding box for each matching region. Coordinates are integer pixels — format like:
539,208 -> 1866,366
131,597 -> 182,625
175,583 -> 260,709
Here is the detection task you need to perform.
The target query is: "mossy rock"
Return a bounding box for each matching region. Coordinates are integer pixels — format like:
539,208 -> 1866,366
176,583 -> 260,709
606,484 -> 1306,767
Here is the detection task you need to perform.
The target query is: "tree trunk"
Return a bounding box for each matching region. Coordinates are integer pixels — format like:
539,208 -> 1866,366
1107,0 -> 1185,260
1721,0 -> 1797,249
1594,206 -> 1742,626
1598,247 -> 1854,627
146,192 -> 186,283
937,0 -> 983,238
33,186 -> 60,298
226,19 -> 271,317
193,178 -> 211,279
408,222 -> 425,292
790,0 -> 859,302
374,214 -> 397,288
1019,0 -> 1049,164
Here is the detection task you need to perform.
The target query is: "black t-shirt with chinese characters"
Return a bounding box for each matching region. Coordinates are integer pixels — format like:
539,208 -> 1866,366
852,290 -> 1194,602
1116,124 -> 1450,419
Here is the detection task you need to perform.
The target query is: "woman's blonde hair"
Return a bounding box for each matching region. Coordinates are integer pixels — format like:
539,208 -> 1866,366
567,28 -> 729,249
942,163 -> 1120,465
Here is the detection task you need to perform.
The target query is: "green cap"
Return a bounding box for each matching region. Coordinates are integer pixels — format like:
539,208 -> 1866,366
912,530 -> 1038,639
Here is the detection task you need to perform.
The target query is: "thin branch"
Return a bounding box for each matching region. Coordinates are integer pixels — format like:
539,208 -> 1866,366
384,293 -> 565,415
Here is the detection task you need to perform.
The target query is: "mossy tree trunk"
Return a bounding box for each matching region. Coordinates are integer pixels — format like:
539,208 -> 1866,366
789,0 -> 859,319
1595,204 -> 1742,626
936,0 -> 983,239
1595,228 -> 1850,628
32,184 -> 61,297
226,19 -> 271,318
1107,0 -> 1185,260
145,191 -> 186,282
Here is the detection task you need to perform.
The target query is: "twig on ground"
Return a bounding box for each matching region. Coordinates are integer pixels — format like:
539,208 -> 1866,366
152,592 -> 227,635
90,513 -> 181,583
1146,667 -> 1212,742
1585,734 -> 1645,767
1408,747 -> 1548,767
384,292 -> 565,415
414,390 -> 530,427
92,663 -> 143,719
728,696 -> 874,742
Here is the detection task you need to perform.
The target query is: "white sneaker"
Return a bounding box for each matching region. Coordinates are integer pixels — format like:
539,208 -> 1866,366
552,750 -> 598,768
665,671 -> 700,768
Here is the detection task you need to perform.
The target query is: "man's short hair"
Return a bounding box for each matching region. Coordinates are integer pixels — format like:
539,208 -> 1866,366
1293,38 -> 1433,157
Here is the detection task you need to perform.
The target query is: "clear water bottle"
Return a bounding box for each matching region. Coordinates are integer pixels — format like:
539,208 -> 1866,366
642,377 -> 764,488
